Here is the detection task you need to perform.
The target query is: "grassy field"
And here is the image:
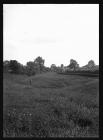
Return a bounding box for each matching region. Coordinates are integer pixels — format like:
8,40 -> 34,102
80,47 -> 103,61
3,72 -> 99,137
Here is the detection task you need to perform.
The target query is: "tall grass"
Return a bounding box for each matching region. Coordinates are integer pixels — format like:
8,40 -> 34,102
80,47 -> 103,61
3,72 -> 99,137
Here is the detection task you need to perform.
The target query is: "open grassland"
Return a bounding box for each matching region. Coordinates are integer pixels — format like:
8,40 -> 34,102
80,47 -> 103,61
3,72 -> 99,137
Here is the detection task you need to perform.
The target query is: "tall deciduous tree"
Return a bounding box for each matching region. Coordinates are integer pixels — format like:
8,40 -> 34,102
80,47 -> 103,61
61,64 -> 64,69
51,64 -> 57,72
26,61 -> 36,76
9,60 -> 20,74
88,60 -> 95,67
68,59 -> 79,71
34,56 -> 45,73
3,60 -> 10,72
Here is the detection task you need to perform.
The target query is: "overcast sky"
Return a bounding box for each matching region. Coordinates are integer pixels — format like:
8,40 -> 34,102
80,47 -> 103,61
3,4 -> 99,67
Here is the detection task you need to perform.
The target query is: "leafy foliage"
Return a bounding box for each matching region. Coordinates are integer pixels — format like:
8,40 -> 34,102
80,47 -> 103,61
34,56 -> 45,73
3,61 -> 10,73
68,59 -> 79,71
3,58 -> 98,75
9,60 -> 21,74
26,61 -> 36,76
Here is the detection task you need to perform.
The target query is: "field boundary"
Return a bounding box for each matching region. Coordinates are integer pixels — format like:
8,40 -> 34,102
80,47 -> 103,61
57,72 -> 99,77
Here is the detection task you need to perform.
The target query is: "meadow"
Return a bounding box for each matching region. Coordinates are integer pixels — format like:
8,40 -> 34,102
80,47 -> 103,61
3,72 -> 99,137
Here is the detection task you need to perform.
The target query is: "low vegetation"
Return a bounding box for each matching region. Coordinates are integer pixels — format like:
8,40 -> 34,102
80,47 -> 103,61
3,72 -> 99,137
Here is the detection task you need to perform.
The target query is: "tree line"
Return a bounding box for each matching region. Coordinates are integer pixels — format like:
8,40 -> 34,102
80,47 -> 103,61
3,56 -> 50,76
3,57 -> 99,76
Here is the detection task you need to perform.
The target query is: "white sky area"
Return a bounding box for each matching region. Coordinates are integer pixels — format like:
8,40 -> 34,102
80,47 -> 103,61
3,4 -> 99,67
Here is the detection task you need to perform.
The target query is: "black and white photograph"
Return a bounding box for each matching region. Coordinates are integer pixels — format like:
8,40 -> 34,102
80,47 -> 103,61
3,4 -> 99,137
